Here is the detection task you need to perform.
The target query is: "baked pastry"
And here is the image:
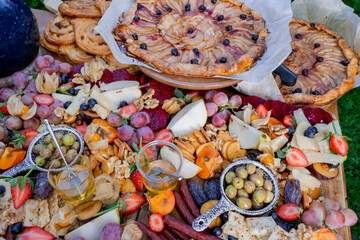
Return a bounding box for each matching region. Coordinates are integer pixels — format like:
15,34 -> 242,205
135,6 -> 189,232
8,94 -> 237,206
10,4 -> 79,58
275,19 -> 358,105
40,33 -> 59,53
59,0 -> 102,18
114,0 -> 267,77
95,0 -> 112,15
59,44 -> 95,64
43,15 -> 75,45
72,18 -> 112,55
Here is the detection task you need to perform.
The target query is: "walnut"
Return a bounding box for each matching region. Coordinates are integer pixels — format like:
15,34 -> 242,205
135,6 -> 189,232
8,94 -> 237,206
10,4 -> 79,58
72,73 -> 86,84
162,97 -> 185,114
35,72 -> 59,94
81,58 -> 104,82
144,98 -> 159,109
270,124 -> 288,136
124,152 -> 137,165
115,160 -> 131,179
133,98 -> 144,111
205,124 -> 218,139
133,89 -> 157,111
215,138 -> 225,151
296,224 -> 314,240
142,88 -> 155,100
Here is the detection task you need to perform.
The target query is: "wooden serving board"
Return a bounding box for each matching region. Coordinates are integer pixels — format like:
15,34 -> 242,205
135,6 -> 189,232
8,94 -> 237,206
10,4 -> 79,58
32,10 -> 351,239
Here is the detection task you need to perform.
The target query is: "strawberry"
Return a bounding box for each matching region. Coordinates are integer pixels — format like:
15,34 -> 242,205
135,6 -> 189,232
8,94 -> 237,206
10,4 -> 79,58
148,213 -> 164,232
33,94 -> 54,106
119,192 -> 147,215
0,103 -> 9,115
255,104 -> 268,118
131,170 -> 144,192
330,134 -> 348,156
75,125 -> 88,137
17,226 -> 54,240
283,115 -> 295,127
11,180 -> 32,209
57,82 -> 74,94
154,129 -> 174,142
144,107 -> 168,132
277,203 -> 299,221
185,90 -> 203,102
119,103 -> 137,119
286,148 -> 309,167
20,129 -> 39,149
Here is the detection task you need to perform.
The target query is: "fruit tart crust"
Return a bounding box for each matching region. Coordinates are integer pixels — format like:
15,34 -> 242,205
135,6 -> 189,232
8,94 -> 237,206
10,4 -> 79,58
114,0 -> 267,77
279,19 -> 358,105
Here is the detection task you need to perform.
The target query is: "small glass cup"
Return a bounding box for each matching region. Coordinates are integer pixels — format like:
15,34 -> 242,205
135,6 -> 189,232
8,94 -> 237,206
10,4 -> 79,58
136,140 -> 183,194
47,154 -> 95,205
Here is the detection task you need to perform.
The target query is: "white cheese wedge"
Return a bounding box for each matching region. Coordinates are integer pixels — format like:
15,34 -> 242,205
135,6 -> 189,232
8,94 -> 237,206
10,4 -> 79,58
270,135 -> 288,153
65,89 -> 89,116
296,135 -> 320,152
303,151 -> 344,165
318,140 -> 331,154
90,85 -> 117,111
287,166 -> 310,175
23,199 -> 40,227
222,211 -> 255,240
293,109 -> 310,126
291,169 -> 321,190
294,121 -> 311,136
92,104 -> 111,119
246,217 -> 276,239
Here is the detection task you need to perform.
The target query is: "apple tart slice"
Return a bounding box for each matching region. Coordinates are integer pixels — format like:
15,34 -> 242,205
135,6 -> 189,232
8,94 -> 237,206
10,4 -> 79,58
114,0 -> 267,76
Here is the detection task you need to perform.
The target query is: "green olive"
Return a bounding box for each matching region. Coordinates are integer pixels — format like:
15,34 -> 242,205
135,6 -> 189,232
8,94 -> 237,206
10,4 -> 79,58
54,132 -> 63,143
235,167 -> 248,179
47,143 -> 56,152
232,177 -> 244,189
255,168 -> 264,177
225,171 -> 236,184
264,191 -> 274,203
246,163 -> 256,174
39,148 -> 52,158
263,180 -> 273,191
72,141 -> 80,151
63,133 -> 75,146
249,174 -> 264,187
236,197 -> 252,210
33,144 -> 45,154
237,189 -> 249,198
49,159 -> 62,169
45,134 -> 52,144
54,147 -> 67,159
34,156 -> 46,167
225,185 -> 237,199
252,200 -> 264,210
65,149 -> 77,164
244,181 -> 256,194
252,189 -> 267,203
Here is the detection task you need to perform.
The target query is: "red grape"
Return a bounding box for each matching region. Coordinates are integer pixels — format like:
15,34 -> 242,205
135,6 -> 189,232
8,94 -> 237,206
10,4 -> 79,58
0,88 -> 15,102
69,237 -> 85,240
48,112 -> 62,124
43,55 -> 55,64
309,201 -> 326,221
0,126 -> 5,141
229,95 -> 242,108
24,81 -> 38,93
340,208 -> 358,226
59,63 -> 71,74
100,223 -> 122,240
49,100 -> 64,111
127,132 -> 140,146
137,126 -> 154,143
51,60 -> 62,71
107,113 -> 123,127
21,93 -> 36,105
212,92 -> 228,106
118,125 -> 134,141
41,68 -> 55,75
212,112 -> 226,128
204,90 -> 217,102
12,72 -> 29,90
130,112 -> 150,128
23,117 -> 40,130
35,56 -> 53,70
221,109 -> 231,121
205,102 -> 217,117
5,116 -> 22,130
37,105 -> 51,118
301,210 -> 322,227
325,210 -> 345,229
322,198 -> 340,213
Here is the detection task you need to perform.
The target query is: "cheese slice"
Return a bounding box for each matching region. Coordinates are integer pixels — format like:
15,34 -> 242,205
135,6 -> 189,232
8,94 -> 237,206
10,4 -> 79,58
246,217 -> 276,239
23,199 -> 40,227
222,211 -> 256,240
296,135 -> 320,152
303,151 -> 344,165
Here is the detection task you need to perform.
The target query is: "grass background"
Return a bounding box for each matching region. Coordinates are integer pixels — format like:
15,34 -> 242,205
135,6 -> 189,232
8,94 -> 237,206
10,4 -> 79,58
25,0 -> 360,238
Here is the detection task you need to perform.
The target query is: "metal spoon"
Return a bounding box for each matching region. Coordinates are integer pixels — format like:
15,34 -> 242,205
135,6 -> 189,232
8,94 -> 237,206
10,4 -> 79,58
44,119 -> 78,181
149,166 -> 183,181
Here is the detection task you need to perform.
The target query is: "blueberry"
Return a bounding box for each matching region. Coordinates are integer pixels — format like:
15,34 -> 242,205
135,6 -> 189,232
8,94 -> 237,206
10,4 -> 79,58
156,10 -> 162,15
211,227 -> 222,236
304,126 -> 318,138
310,22 -> 316,27
193,48 -> 199,55
171,48 -> 179,56
132,33 -> 138,40
226,25 -> 233,31
316,56 -> 323,62
211,0 -> 217,3
295,33 -> 302,39
220,212 -> 229,223
199,4 -> 206,11
137,3 -> 143,9
341,60 -> 349,66
314,43 -> 320,48
247,149 -> 262,161
287,126 -> 295,135
220,57 -> 227,63
228,236 -> 238,240
312,90 -> 320,95
74,89 -> 80,96
133,16 -> 140,22
328,162 -> 340,168
271,211 -> 279,221
10,223 -> 23,235
140,43 -> 147,50
166,7 -> 172,12
0,185 -> 5,197
119,101 -> 127,108
80,103 -> 90,111
64,101 -> 72,109
60,74 -> 69,84
240,14 -> 247,20
302,69 -> 309,76
68,88 -> 75,95
190,59 -> 199,64
188,28 -> 194,34
251,34 -> 259,41
223,39 -> 230,46
217,15 -> 224,21
185,3 -> 191,11
292,88 -> 302,93
88,98 -> 97,108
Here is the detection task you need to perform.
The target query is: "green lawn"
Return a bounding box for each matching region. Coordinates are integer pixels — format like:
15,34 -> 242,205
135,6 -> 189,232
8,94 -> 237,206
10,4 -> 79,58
24,0 -> 360,238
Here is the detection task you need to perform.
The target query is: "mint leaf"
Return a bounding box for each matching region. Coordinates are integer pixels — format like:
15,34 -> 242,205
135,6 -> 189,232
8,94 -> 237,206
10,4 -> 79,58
129,164 -> 137,173
174,89 -> 185,98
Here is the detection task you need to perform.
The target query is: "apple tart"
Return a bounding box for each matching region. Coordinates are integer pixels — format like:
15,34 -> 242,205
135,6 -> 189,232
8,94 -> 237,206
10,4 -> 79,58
275,19 -> 358,105
114,0 -> 267,76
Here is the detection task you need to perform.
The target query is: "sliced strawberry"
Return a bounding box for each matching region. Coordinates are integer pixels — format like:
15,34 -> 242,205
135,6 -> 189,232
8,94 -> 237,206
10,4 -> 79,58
330,134 -> 348,156
20,129 -> 39,149
283,115 -> 295,127
33,94 -> 54,106
154,129 -> 174,142
17,226 -> 54,240
255,104 -> 268,118
75,125 -> 88,137
11,180 -> 32,209
131,170 -> 144,192
119,103 -> 137,119
57,82 -> 74,94
277,203 -> 299,221
148,213 -> 164,232
119,192 -> 146,215
286,148 -> 309,167
185,90 -> 203,102
0,103 -> 9,115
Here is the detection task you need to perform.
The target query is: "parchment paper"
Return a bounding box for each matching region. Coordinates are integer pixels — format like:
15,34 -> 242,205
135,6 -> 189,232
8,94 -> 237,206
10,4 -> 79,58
96,0 -> 293,83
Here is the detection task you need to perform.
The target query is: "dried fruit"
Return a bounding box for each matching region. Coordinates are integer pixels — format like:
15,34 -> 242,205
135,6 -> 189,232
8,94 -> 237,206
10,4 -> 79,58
204,178 -> 220,200
148,189 -> 175,216
284,179 -> 301,205
188,181 -> 208,207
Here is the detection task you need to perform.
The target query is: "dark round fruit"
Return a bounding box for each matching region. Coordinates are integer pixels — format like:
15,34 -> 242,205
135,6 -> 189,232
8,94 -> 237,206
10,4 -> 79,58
190,59 -> 199,64
287,126 -> 295,135
137,3 -> 143,9
80,103 -> 90,111
60,74 -> 69,85
64,101 -> 72,109
223,39 -> 230,46
0,185 -> 5,197
302,69 -> 309,76
211,0 -> 217,3
217,15 -> 224,21
132,33 -> 138,40
310,22 -> 316,27
74,89 -> 80,96
295,33 -> 302,39
185,3 -> 191,11
251,34 -> 259,41
199,4 -> 206,11
88,98 -> 97,108
171,48 -> 179,56
133,16 -> 140,22
316,57 -> 324,62
228,236 -> 238,240
193,48 -> 199,55
220,212 -> 229,223
156,10 -> 162,15
304,126 -> 318,138
240,14 -> 247,20
211,227 -> 222,236
341,60 -> 349,66
119,101 -> 127,108
314,43 -> 320,48
220,57 -> 227,63
140,43 -> 147,50
166,7 -> 172,12
312,90 -> 320,95
292,88 -> 302,93
328,162 -> 340,168
226,25 -> 233,31
247,149 -> 262,161
68,88 -> 76,95
188,28 -> 194,34
10,222 -> 23,235
34,172 -> 53,199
